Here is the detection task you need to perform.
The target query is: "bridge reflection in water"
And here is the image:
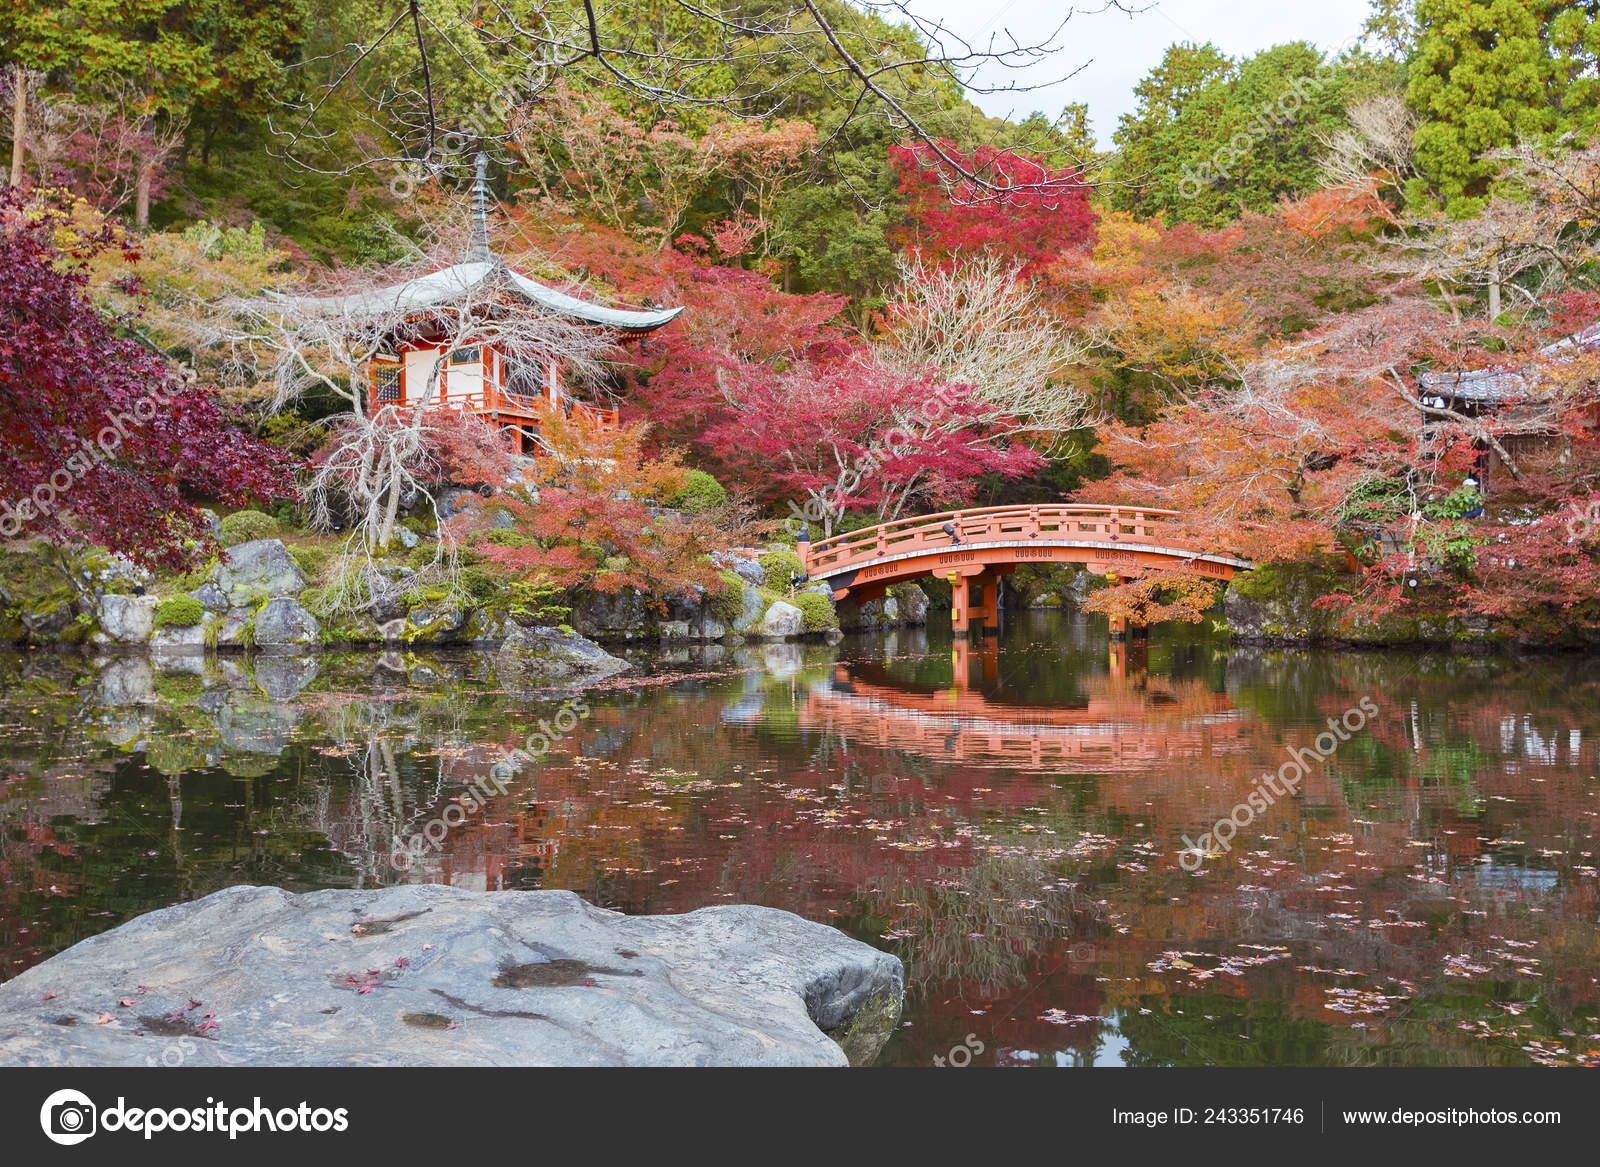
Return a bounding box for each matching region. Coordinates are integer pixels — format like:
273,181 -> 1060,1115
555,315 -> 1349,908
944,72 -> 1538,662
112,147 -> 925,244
801,640 -> 1252,774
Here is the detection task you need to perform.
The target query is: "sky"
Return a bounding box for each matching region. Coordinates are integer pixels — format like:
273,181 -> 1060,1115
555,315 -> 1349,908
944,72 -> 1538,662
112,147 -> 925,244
904,0 -> 1375,147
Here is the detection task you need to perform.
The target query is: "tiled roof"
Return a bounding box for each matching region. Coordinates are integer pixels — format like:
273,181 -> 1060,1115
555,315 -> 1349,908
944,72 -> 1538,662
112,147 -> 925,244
1418,320 -> 1600,403
286,151 -> 682,333
285,259 -> 683,332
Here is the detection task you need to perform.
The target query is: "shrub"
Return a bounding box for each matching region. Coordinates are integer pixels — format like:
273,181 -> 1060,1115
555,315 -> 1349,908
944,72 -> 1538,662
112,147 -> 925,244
457,567 -> 500,604
273,501 -> 306,529
290,544 -> 331,580
177,555 -> 218,592
668,469 -> 727,514
479,529 -> 532,549
258,412 -> 324,458
795,591 -> 838,633
759,547 -> 805,591
218,510 -> 280,547
707,569 -> 746,623
153,595 -> 205,629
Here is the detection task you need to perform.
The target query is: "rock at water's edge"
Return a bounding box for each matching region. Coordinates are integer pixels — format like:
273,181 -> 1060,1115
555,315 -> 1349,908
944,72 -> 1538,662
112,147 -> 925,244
755,600 -> 803,639
497,625 -> 630,682
0,886 -> 904,1067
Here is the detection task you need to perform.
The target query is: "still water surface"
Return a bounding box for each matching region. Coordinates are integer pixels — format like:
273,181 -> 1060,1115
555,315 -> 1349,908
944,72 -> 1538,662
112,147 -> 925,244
2,612 -> 1597,1066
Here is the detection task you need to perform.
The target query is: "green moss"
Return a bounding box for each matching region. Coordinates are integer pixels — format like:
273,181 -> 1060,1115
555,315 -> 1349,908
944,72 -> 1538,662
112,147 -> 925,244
289,544 -> 332,580
153,595 -> 205,630
759,548 -> 805,591
668,469 -> 727,514
795,591 -> 838,633
402,513 -> 438,536
218,510 -> 280,547
178,555 -> 219,592
457,568 -> 499,605
478,529 -> 531,549
1226,561 -> 1338,601
707,570 -> 746,623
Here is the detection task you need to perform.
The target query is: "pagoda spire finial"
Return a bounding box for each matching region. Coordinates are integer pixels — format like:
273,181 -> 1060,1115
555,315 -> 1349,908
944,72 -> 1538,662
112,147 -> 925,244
464,151 -> 493,264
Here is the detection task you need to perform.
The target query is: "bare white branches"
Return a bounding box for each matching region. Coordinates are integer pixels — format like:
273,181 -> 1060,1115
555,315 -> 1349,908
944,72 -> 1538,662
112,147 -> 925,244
1315,91 -> 1417,199
270,0 -> 1112,197
877,252 -> 1090,441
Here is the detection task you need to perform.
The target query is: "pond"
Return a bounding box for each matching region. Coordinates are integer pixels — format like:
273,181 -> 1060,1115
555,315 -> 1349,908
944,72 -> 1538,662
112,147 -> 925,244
1,612 -> 1597,1067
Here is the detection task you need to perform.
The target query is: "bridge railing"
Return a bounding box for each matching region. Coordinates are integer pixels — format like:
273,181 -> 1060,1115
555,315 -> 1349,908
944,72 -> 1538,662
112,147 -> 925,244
800,504 -> 1184,577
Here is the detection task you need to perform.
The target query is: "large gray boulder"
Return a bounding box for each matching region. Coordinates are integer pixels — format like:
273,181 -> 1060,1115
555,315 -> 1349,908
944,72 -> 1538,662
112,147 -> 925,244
252,597 -> 320,648
712,551 -> 765,587
570,587 -> 656,641
838,595 -> 899,631
894,583 -> 930,625
498,625 -> 630,682
150,618 -> 215,653
730,586 -> 766,634
211,540 -> 307,608
92,594 -> 156,644
755,600 -> 803,639
0,886 -> 903,1067
190,581 -> 230,612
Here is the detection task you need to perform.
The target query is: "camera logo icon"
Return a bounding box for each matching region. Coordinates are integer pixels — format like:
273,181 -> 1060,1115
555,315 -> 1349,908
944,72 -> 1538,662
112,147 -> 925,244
40,1089 -> 97,1146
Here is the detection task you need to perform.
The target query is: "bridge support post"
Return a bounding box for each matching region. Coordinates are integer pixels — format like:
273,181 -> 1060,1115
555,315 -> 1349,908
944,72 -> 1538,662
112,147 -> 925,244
950,570 -> 1001,637
949,571 -> 972,637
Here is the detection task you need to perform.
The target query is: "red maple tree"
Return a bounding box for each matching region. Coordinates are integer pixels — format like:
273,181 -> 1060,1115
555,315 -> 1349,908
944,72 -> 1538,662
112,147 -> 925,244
889,140 -> 1095,276
705,355 -> 1045,535
0,191 -> 291,568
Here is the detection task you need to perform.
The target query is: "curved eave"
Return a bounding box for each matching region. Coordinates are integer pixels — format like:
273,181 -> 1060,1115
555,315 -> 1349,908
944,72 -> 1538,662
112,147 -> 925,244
278,260 -> 685,332
503,268 -> 682,332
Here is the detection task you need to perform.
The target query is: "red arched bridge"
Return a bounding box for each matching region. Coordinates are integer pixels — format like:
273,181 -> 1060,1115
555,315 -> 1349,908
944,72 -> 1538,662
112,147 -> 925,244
798,504 -> 1252,636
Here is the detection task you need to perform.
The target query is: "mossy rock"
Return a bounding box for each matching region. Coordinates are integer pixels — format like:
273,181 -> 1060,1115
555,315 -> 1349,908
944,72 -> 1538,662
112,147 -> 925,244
288,544 -> 332,580
153,595 -> 205,630
706,570 -> 746,624
477,529 -> 531,549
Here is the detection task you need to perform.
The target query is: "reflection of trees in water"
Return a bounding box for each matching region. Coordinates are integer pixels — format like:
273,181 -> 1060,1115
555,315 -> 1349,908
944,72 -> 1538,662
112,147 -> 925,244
5,640 -> 1600,1063
863,835 -> 1106,1001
